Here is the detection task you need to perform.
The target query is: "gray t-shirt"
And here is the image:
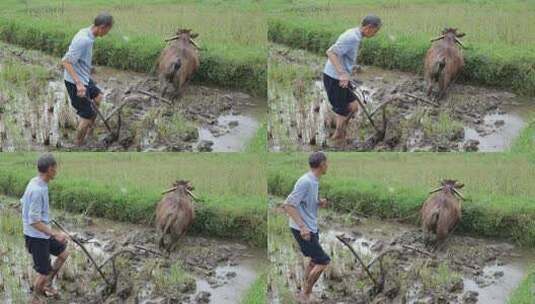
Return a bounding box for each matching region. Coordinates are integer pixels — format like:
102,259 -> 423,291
21,176 -> 50,239
323,28 -> 362,80
286,172 -> 320,233
63,26 -> 95,85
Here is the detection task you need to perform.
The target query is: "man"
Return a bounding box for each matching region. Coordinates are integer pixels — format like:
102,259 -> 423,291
21,154 -> 69,298
323,15 -> 382,146
62,12 -> 113,146
283,152 -> 330,303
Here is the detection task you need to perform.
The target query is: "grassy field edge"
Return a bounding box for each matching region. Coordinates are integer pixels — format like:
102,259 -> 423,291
508,266 -> 535,304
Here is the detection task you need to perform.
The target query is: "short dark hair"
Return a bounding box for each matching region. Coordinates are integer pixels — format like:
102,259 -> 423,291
37,154 -> 56,173
309,152 -> 327,169
362,15 -> 382,28
94,12 -> 113,27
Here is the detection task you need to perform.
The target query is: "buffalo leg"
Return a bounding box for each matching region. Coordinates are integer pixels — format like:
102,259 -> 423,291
426,83 -> 433,97
158,234 -> 166,251
167,234 -> 180,253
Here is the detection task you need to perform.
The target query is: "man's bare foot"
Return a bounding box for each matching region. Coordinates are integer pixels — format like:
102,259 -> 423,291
42,285 -> 60,298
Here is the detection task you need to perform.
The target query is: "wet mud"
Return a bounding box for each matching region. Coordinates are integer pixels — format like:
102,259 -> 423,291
269,209 -> 534,304
268,44 -> 535,152
0,202 -> 264,304
0,42 -> 265,152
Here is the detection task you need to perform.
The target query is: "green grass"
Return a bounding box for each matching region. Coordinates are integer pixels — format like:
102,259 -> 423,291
0,0 -> 266,95
246,122 -> 268,153
508,266 -> 535,304
511,118 -> 535,153
0,152 -> 267,246
240,270 -> 268,304
267,0 -> 535,96
0,59 -> 50,89
268,152 -> 535,247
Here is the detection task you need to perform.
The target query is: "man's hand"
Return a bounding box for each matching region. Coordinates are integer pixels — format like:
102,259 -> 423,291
76,82 -> 86,98
53,232 -> 68,245
339,73 -> 350,88
319,198 -> 328,208
300,226 -> 311,241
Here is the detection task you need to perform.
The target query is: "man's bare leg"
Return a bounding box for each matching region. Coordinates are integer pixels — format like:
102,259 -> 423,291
75,118 -> 93,146
331,114 -> 347,141
86,93 -> 102,140
33,274 -> 48,294
300,263 -> 328,303
331,101 -> 359,146
303,259 -> 314,285
47,250 -> 69,287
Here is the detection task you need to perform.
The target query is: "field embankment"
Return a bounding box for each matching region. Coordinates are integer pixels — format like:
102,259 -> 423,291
0,152 -> 267,247
267,0 -> 535,96
268,152 -> 535,247
0,0 -> 267,96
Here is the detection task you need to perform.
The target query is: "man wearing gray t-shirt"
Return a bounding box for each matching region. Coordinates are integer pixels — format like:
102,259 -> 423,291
323,15 -> 381,146
21,154 -> 69,298
62,12 -> 113,146
283,152 -> 329,303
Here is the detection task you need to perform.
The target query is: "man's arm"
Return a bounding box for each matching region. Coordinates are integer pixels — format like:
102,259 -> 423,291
28,192 -> 67,243
326,33 -> 357,88
282,179 -> 312,240
326,50 -> 350,88
62,38 -> 88,97
282,204 -> 311,241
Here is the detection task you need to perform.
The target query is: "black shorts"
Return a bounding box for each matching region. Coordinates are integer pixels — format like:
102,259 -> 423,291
323,73 -> 357,117
65,79 -> 102,119
291,228 -> 331,265
25,235 -> 66,275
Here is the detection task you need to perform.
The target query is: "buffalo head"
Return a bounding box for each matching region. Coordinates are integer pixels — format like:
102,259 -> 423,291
428,179 -> 465,200
430,28 -> 466,48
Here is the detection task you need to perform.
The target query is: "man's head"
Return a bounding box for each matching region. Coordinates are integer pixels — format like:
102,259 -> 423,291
309,152 -> 328,176
361,15 -> 382,38
93,12 -> 113,37
37,153 -> 57,182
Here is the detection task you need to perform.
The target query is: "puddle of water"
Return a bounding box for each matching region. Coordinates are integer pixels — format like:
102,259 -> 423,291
198,113 -> 260,152
194,255 -> 261,304
464,111 -> 526,152
463,262 -> 526,304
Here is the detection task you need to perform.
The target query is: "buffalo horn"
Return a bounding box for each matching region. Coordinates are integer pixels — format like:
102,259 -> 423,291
165,35 -> 179,42
430,35 -> 445,42
429,187 -> 443,194
185,189 -> 199,201
455,37 -> 465,48
189,38 -> 199,49
452,188 -> 465,200
161,186 -> 177,195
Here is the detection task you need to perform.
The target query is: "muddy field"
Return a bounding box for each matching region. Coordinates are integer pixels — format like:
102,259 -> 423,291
0,200 -> 265,304
268,44 -> 535,152
0,42 -> 265,152
268,204 -> 534,304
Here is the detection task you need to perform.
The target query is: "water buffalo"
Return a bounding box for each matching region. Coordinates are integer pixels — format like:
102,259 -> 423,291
155,180 -> 197,253
156,29 -> 200,99
424,28 -> 466,101
420,179 -> 465,246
